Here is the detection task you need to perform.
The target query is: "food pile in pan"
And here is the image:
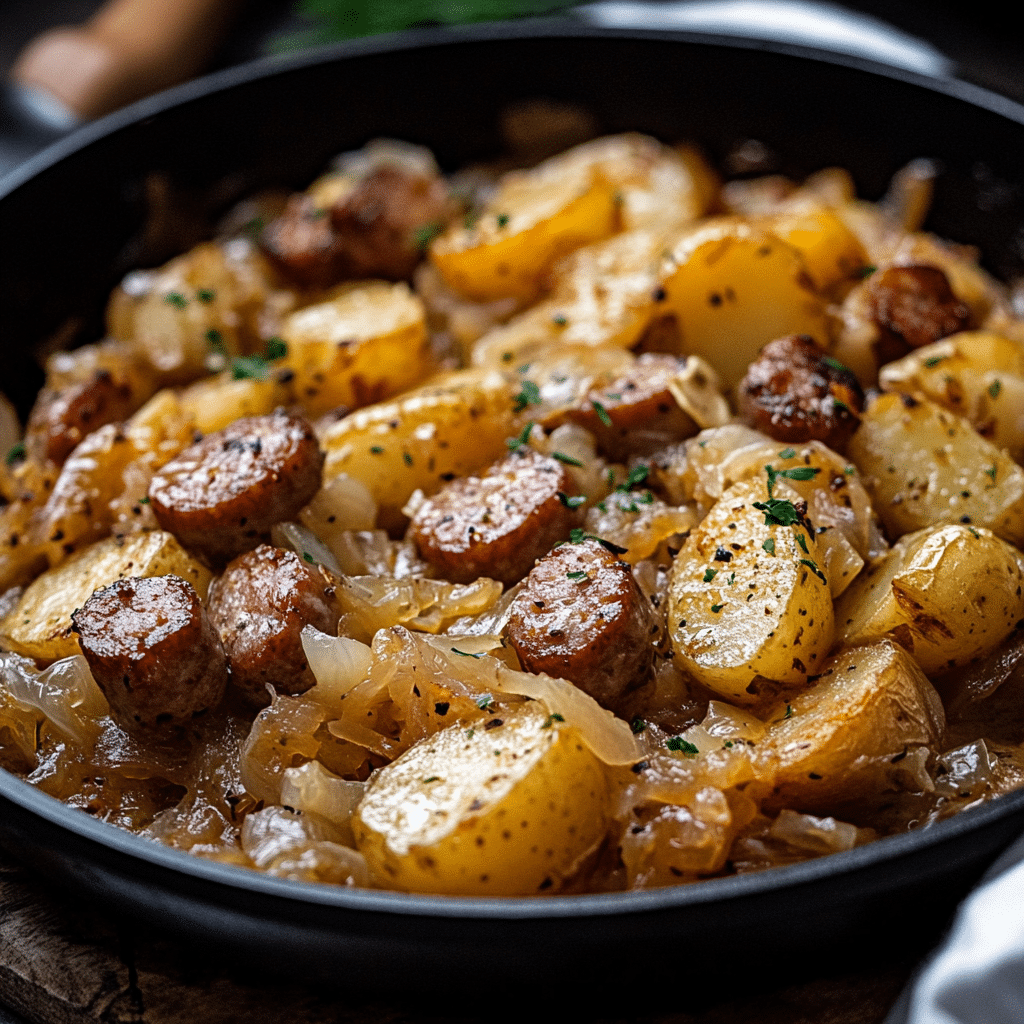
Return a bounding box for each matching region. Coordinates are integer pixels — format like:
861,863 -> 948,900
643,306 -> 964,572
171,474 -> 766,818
2,130 -> 1024,895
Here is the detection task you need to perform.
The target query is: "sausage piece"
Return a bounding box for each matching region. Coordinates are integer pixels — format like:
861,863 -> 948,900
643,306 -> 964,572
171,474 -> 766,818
549,354 -> 694,461
71,575 -> 227,732
506,538 -> 657,710
260,165 -> 455,288
869,264 -> 971,354
738,334 -> 864,451
208,545 -> 339,707
410,448 -> 579,586
25,369 -> 136,466
148,412 -> 324,566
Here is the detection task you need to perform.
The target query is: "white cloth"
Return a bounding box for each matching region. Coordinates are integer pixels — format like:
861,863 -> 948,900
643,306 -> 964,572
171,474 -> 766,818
887,834 -> 1024,1024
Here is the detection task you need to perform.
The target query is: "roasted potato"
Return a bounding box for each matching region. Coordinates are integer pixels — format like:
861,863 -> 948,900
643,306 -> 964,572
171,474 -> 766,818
353,702 -> 609,895
848,392 -> 1024,546
0,530 -> 212,662
754,640 -> 945,810
835,523 -> 1024,675
668,477 -> 835,701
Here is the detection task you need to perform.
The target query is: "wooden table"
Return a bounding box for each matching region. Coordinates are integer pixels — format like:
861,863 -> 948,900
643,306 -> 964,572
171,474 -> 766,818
0,847 -> 926,1024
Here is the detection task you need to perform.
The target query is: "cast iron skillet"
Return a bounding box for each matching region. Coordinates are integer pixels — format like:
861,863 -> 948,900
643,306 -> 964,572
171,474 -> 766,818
3,19 -> 1024,996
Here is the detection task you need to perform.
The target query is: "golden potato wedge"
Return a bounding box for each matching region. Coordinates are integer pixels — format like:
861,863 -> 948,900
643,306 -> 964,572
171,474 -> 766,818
754,640 -> 945,809
279,281 -> 432,417
765,206 -> 869,292
668,477 -> 835,701
319,369 -> 518,523
353,702 -> 609,895
660,218 -> 831,389
848,392 -> 1024,546
878,331 -> 1024,463
178,373 -> 288,435
0,530 -> 212,662
107,241 -> 270,382
430,158 -> 618,303
835,523 -> 1024,675
470,229 -> 666,367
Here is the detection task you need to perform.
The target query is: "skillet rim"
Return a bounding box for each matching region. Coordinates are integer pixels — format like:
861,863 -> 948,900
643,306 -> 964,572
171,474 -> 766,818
3,17 -> 1024,927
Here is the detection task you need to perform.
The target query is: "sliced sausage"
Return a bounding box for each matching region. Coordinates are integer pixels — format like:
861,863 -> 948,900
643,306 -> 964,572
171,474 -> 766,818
738,334 -> 864,451
207,544 -> 339,707
25,369 -> 136,466
410,448 -> 579,586
547,354 -> 694,461
260,165 -> 455,288
869,263 -> 971,354
506,538 -> 657,710
71,575 -> 227,732
148,412 -> 324,566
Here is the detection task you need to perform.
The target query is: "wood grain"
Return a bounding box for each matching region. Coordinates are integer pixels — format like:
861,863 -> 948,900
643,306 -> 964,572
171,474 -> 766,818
0,848 -> 917,1024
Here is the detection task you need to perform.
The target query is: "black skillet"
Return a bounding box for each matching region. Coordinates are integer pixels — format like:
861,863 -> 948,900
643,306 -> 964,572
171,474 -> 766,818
2,18 -> 1024,998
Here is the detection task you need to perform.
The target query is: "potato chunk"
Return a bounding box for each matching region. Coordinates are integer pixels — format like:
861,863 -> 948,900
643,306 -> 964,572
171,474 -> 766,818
319,369 -> 517,524
668,478 -> 834,701
660,219 -> 830,390
755,640 -> 945,809
878,331 -> 1024,463
848,392 -> 1024,546
0,530 -> 212,662
278,281 -> 432,416
353,702 -> 609,895
835,523 -> 1024,675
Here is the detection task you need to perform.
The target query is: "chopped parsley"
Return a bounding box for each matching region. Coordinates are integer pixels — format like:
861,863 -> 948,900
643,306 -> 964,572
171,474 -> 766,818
205,328 -> 226,353
784,704 -> 794,719
265,336 -> 288,361
513,380 -> 541,412
592,400 -> 613,428
568,529 -> 628,555
451,648 -> 483,659
795,533 -> 809,554
858,265 -> 877,278
230,355 -> 270,381
164,291 -> 187,308
552,314 -> 568,327
302,552 -> 315,564
799,558 -> 827,584
703,567 -> 718,583
557,492 -> 587,509
4,442 -> 25,466
496,213 -> 510,228
989,379 -> 1003,399
413,221 -> 444,250
138,496 -> 150,504
541,712 -> 566,729
710,603 -> 725,613
617,465 -> 649,492
196,287 -> 216,303
551,451 -> 584,467
821,355 -> 849,372
630,716 -> 647,734
762,538 -> 776,554
753,498 -> 801,527
370,445 -> 385,454
766,463 -> 820,494
985,465 -> 998,483
923,355 -> 947,369
566,570 -> 589,581
506,422 -> 534,452
475,694 -> 494,709
665,736 -> 699,756
402,452 -> 413,466
778,447 -> 796,460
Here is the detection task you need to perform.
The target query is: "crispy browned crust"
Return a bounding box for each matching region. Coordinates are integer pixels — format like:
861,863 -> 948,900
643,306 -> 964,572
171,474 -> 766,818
410,448 -> 579,586
738,334 -> 864,451
148,412 -> 324,565
71,575 -> 227,732
506,537 -> 657,710
207,544 -> 339,707
869,263 -> 971,353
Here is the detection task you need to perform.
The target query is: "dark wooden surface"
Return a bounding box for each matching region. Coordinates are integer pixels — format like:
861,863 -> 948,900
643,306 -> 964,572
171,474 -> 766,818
0,846 -> 924,1024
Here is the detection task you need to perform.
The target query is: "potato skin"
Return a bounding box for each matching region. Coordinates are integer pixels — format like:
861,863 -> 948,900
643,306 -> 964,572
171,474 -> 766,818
755,640 -> 945,810
668,478 -> 834,701
353,702 -> 609,895
835,523 -> 1024,676
848,392 -> 1024,546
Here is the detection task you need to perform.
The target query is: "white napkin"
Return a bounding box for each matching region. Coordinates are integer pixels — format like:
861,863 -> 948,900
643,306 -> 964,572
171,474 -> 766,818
886,833 -> 1024,1023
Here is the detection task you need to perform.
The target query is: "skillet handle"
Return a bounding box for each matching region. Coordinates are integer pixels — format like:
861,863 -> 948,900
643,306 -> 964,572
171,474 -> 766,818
9,0 -> 244,124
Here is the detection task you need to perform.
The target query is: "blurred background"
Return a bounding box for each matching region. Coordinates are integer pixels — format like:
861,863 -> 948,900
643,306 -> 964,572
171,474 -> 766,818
1,0 -> 1023,131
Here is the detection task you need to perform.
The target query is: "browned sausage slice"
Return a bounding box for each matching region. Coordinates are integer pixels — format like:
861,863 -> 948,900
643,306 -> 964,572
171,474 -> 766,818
207,544 -> 339,707
261,165 -> 455,288
547,353 -> 694,461
410,448 -> 579,586
148,412 -> 324,565
506,537 -> 657,710
738,334 -> 864,451
71,575 -> 227,732
25,369 -> 137,466
869,263 -> 971,353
